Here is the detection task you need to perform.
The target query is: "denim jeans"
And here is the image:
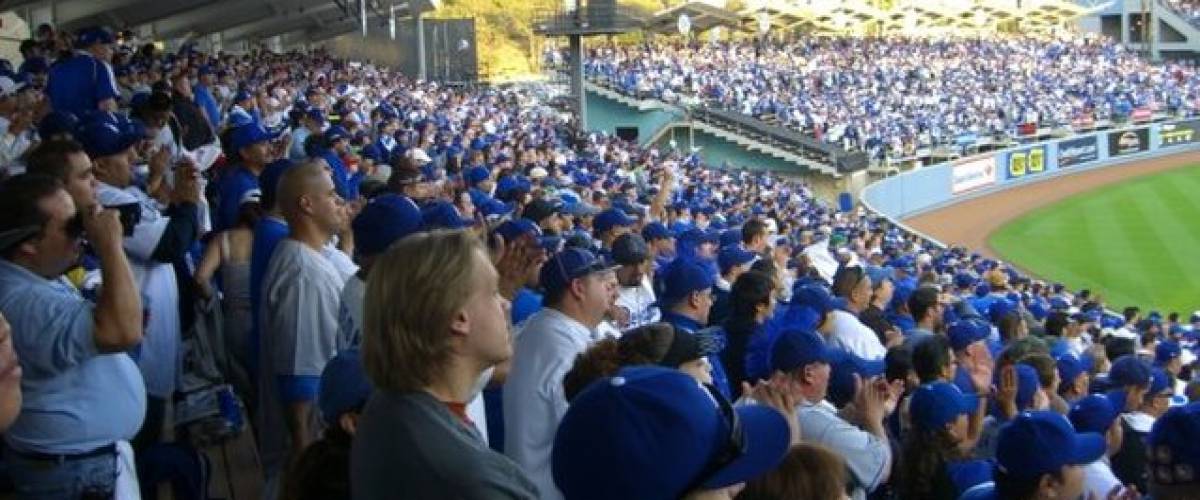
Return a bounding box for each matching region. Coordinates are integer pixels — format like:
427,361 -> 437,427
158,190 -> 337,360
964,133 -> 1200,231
5,447 -> 119,500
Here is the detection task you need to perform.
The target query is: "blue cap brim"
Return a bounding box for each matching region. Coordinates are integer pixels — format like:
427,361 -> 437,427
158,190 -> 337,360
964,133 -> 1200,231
858,357 -> 886,379
700,405 -> 791,490
1067,432 -> 1107,466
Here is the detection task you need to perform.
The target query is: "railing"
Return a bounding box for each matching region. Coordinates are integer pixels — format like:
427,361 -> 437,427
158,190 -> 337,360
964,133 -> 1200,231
532,5 -> 647,35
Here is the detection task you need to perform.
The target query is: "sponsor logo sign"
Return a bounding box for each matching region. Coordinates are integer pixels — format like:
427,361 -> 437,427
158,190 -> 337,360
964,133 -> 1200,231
1006,146 -> 1046,179
1107,128 -> 1149,157
952,157 -> 996,194
1159,120 -> 1200,147
1058,135 -> 1100,168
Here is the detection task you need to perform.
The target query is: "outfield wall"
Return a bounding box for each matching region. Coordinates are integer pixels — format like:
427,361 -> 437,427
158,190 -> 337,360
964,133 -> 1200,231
861,119 -> 1200,235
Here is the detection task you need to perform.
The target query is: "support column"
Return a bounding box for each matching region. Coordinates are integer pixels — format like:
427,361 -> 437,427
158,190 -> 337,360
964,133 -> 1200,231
569,34 -> 586,128
1121,0 -> 1129,45
28,4 -> 54,33
1149,3 -> 1160,62
416,11 -> 427,81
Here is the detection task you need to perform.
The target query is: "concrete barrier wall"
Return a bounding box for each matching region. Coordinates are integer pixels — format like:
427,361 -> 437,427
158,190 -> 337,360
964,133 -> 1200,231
861,119 -> 1200,224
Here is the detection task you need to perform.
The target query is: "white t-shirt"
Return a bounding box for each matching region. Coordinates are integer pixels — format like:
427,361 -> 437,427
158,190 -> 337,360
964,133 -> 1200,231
336,274 -> 366,351
828,309 -> 887,360
615,276 -> 659,330
97,182 -> 180,398
1082,459 -> 1122,500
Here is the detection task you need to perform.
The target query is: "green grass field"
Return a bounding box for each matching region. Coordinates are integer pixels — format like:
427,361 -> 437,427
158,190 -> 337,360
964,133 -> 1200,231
988,164 -> 1200,315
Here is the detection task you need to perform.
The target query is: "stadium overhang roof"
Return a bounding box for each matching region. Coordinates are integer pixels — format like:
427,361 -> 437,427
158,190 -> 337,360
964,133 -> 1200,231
645,1 -> 743,34
0,0 -> 438,43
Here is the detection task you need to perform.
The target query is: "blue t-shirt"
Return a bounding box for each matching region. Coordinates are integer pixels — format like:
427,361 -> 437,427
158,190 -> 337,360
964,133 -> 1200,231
947,459 -> 994,496
193,84 -> 221,129
511,288 -> 543,326
0,260 -> 145,453
45,52 -> 120,117
248,217 -> 289,379
321,151 -> 361,200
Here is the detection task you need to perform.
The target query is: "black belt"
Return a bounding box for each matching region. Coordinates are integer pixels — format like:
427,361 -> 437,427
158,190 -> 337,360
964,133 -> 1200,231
9,443 -> 117,463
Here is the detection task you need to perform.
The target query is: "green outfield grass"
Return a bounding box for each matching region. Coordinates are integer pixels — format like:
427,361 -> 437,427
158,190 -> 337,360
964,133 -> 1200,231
988,164 -> 1200,315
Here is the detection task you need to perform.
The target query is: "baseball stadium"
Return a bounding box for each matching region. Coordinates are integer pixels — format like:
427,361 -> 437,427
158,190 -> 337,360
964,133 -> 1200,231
0,0 -> 1199,498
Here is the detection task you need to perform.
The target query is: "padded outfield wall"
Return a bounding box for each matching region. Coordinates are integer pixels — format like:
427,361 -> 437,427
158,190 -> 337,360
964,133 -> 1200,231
861,119 -> 1200,229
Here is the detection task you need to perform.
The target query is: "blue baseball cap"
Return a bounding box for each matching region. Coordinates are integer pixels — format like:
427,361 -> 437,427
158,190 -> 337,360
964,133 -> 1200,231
232,89 -> 252,103
479,198 -> 515,219
38,111 -> 79,139
305,108 -> 326,123
988,299 -> 1018,324
1149,367 -> 1172,397
352,195 -> 422,257
594,208 -> 636,235
864,266 -> 892,287
552,366 -> 790,499
719,229 -> 742,248
995,411 -> 1106,480
657,258 -> 716,307
324,126 -> 349,143
493,218 -> 559,252
1068,394 -> 1120,434
1146,402 -> 1200,486
76,118 -> 140,158
996,363 -> 1042,412
789,283 -> 846,314
717,245 -> 757,274
679,227 -> 720,245
642,221 -> 672,241
770,328 -> 832,373
827,349 -> 886,408
540,247 -> 614,296
259,159 -> 295,207
911,381 -> 979,431
465,166 -> 490,186
954,272 -> 976,289
420,200 -> 475,230
1109,355 -> 1152,388
1156,341 -> 1183,366
230,122 -> 281,151
948,319 -> 990,352
317,349 -> 373,424
1056,354 -> 1086,387
75,27 -> 115,47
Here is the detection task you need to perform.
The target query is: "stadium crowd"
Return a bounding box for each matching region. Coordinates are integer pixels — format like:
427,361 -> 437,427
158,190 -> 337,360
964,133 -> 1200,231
578,36 -> 1200,159
0,21 -> 1197,500
1165,0 -> 1200,30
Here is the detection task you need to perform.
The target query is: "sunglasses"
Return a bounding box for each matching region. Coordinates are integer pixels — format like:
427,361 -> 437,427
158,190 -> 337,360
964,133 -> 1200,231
687,383 -> 748,492
0,214 -> 83,253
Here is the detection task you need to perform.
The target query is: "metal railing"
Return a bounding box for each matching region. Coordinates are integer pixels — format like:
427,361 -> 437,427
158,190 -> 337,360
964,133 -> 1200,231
532,5 -> 647,35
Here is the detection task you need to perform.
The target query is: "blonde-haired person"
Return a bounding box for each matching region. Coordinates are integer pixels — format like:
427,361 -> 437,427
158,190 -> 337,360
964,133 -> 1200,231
351,229 -> 537,499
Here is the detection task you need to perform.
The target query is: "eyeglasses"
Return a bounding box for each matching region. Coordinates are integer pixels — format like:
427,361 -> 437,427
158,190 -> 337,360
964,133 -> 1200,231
686,383 -> 747,492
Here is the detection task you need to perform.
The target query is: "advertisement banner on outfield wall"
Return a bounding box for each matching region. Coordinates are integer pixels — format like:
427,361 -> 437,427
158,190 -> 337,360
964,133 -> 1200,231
1057,135 -> 1100,168
951,157 -> 996,194
1159,120 -> 1200,147
1107,128 -> 1149,157
1005,146 -> 1047,179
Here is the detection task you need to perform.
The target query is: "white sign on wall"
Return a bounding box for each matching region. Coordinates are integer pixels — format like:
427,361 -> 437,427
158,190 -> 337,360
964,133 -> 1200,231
951,157 -> 997,194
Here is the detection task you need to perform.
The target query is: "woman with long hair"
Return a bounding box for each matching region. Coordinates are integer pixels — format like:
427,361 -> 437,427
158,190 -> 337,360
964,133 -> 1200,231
899,381 -> 992,499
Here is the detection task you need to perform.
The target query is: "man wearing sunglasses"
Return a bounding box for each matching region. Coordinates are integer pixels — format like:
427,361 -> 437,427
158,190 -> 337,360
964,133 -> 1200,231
0,174 -> 146,498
